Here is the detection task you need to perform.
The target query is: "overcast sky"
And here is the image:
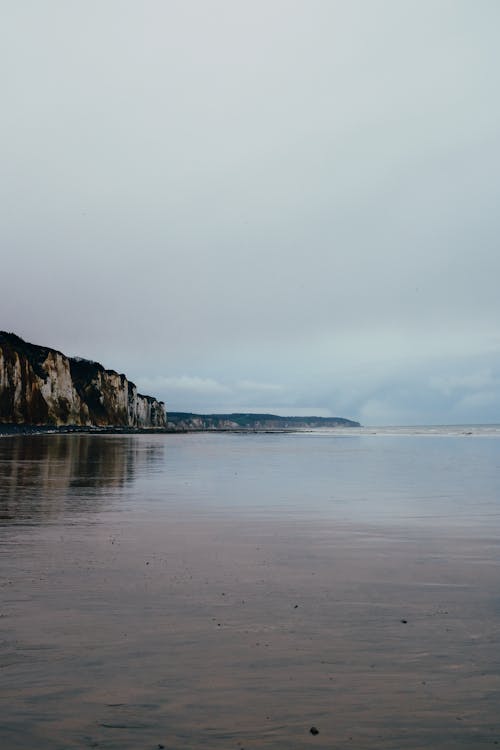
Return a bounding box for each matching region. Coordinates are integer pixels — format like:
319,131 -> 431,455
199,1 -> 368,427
2,0 -> 500,425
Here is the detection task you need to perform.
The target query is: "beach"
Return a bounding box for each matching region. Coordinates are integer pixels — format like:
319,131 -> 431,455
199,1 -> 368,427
1,431 -> 500,749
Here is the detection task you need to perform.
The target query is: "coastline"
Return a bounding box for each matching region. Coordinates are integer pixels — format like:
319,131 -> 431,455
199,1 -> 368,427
0,424 -> 307,436
0,424 -> 170,436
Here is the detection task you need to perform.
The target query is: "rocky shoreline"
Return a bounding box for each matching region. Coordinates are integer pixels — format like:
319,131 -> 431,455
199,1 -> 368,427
0,423 -> 313,437
0,424 -> 169,436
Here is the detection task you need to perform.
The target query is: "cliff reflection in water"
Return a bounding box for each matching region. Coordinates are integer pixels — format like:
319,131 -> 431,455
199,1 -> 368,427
0,435 -> 165,523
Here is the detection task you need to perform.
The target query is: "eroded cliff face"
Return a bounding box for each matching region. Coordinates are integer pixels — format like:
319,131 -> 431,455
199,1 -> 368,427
0,332 -> 166,428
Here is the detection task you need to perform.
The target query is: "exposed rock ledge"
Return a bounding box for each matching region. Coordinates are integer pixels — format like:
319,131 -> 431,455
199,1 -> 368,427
0,332 -> 166,428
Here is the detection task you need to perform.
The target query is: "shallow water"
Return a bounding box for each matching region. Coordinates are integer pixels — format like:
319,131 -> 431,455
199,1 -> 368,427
1,431 -> 500,749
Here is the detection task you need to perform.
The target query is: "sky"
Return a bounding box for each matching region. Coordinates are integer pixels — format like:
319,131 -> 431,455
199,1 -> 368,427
2,0 -> 500,425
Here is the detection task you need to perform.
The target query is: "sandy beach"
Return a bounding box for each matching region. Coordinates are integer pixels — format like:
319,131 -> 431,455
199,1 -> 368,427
1,432 -> 500,749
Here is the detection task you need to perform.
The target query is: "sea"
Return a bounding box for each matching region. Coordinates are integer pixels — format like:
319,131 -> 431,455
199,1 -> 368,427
1,427 -> 500,749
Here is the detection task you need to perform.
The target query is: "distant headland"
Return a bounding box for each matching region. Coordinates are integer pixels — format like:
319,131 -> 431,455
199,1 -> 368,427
0,332 -> 360,433
167,412 -> 360,431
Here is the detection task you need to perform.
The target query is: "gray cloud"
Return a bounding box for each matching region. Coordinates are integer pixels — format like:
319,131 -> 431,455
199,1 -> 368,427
2,1 -> 500,424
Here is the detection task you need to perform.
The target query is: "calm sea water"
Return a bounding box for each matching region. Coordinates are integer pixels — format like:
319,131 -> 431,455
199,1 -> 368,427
1,429 -> 500,749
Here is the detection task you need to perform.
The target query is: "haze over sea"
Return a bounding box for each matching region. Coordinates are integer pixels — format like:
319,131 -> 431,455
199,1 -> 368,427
2,427 -> 500,749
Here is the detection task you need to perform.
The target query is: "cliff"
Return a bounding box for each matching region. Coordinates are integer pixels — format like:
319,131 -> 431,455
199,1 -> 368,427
167,412 -> 360,431
0,332 -> 167,428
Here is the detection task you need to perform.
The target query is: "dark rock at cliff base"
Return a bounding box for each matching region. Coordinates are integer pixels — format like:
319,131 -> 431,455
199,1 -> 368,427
0,332 -> 166,428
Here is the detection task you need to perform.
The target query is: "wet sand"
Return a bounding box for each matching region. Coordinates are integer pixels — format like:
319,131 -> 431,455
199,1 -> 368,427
1,434 -> 500,749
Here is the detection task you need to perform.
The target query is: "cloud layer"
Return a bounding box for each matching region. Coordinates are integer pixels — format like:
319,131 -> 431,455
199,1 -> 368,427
2,1 -> 500,424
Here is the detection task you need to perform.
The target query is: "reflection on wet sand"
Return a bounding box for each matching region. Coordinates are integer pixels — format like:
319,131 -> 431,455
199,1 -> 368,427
1,433 -> 500,750
0,435 -> 164,522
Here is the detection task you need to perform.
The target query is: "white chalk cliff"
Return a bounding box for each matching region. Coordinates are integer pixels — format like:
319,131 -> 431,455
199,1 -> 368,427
0,332 -> 166,428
